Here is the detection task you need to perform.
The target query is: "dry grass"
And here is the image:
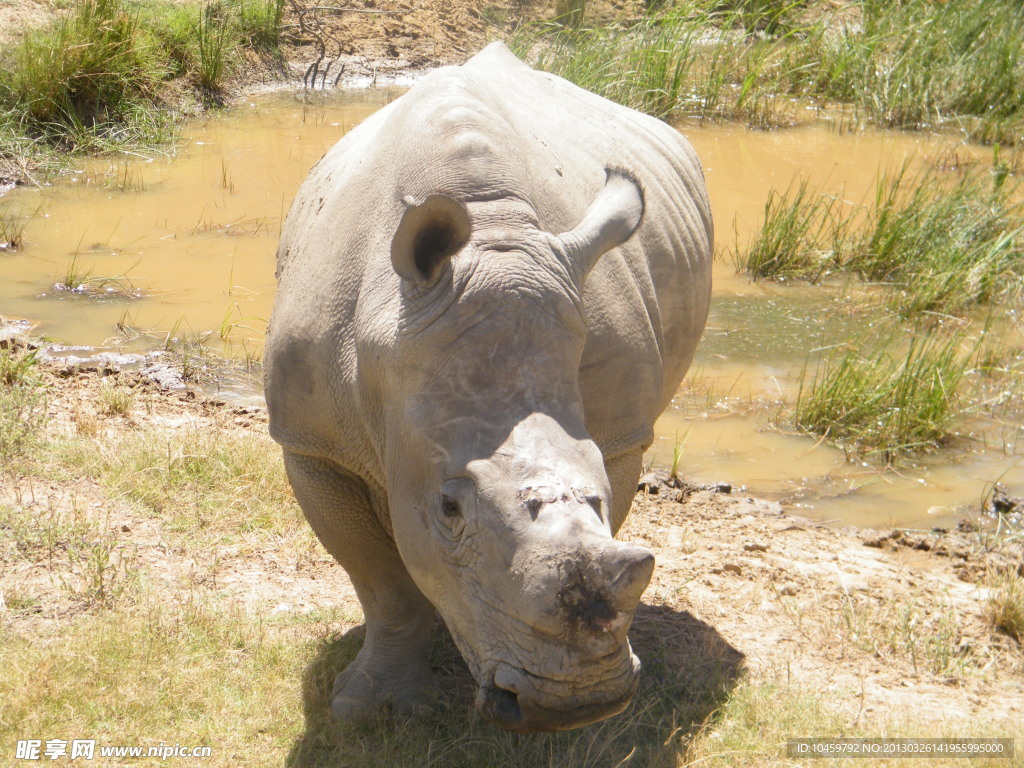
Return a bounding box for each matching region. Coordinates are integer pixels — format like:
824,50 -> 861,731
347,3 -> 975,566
98,377 -> 136,416
987,570 -> 1024,642
52,423 -> 301,537
0,346 -> 47,464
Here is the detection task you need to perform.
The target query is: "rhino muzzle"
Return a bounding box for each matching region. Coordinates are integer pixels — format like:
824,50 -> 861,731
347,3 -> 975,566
476,652 -> 642,733
467,541 -> 653,733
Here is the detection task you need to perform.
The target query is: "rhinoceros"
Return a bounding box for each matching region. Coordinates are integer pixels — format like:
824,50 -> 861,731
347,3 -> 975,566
264,42 -> 712,733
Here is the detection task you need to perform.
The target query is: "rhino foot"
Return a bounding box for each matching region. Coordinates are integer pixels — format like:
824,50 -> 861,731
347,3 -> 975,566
331,651 -> 437,722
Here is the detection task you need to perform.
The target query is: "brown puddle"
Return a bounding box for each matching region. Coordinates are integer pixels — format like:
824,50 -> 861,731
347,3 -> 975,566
1,89 -> 1020,528
0,90 -> 401,355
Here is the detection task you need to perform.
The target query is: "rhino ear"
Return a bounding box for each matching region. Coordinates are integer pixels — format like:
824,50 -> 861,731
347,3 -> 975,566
391,194 -> 472,284
558,168 -> 644,280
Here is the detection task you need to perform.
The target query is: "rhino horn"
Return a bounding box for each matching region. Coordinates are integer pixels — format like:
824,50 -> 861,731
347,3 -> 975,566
600,542 -> 655,613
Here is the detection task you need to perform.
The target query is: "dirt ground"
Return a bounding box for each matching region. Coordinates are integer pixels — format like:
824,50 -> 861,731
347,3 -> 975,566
276,0 -> 645,72
3,350 -> 1022,735
0,0 -> 645,71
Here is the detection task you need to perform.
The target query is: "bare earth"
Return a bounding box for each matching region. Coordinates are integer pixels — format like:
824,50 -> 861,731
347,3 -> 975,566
3,355 -> 1022,735
0,0 -> 645,81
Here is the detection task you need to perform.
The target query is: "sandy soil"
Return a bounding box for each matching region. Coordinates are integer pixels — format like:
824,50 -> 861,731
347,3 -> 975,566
0,0 -> 61,46
2,346 -> 1022,734
276,0 -> 645,73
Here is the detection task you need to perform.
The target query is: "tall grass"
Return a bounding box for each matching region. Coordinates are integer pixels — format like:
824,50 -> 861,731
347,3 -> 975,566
512,0 -> 1024,143
737,162 -> 1024,317
794,325 -> 976,461
0,0 -> 284,166
0,0 -> 168,150
846,165 -> 1024,316
196,2 -> 232,90
510,5 -> 791,124
706,0 -> 811,34
738,177 -> 846,281
232,0 -> 285,50
788,0 -> 1024,144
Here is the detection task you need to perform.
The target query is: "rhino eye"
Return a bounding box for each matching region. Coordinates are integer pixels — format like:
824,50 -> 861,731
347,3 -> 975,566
440,494 -> 461,518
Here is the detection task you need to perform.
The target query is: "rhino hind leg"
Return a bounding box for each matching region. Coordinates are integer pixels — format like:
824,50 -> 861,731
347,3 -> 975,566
283,452 -> 437,720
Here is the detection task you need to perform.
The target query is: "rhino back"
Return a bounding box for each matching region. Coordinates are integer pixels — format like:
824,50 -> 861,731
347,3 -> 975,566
266,42 -> 712,477
459,46 -> 713,457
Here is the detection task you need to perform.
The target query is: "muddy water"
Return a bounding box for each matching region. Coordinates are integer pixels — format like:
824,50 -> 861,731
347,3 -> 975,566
1,90 -> 1018,528
644,121 -> 1020,529
0,90 -> 401,354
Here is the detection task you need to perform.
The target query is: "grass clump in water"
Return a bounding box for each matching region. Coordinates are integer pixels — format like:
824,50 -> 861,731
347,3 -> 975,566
0,202 -> 35,251
737,177 -> 846,281
794,325 -> 975,461
845,163 -> 1024,317
737,161 -> 1024,317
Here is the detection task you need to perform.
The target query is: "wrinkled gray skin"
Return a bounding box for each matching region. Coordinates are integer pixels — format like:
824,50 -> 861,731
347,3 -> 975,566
265,42 -> 712,733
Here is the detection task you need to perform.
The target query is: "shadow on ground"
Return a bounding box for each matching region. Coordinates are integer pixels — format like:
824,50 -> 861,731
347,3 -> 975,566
286,601 -> 744,768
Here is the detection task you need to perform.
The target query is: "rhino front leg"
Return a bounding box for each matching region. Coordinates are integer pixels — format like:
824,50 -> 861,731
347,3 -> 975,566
283,452 -> 437,720
605,448 -> 645,536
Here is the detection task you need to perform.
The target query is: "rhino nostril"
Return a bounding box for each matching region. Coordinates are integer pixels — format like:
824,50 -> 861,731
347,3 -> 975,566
591,605 -> 627,633
477,685 -> 523,729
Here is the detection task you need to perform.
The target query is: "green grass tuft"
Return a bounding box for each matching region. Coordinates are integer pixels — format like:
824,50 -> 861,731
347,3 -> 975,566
793,325 -> 976,461
195,2 -> 233,91
737,177 -> 846,282
0,202 -> 34,251
0,0 -> 169,151
845,164 -> 1024,317
737,162 -> 1024,317
0,347 -> 47,465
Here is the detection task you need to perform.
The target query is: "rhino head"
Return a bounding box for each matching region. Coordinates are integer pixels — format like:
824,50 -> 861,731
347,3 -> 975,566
380,169 -> 654,732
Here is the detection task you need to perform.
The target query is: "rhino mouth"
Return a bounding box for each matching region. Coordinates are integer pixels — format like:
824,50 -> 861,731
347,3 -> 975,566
475,656 -> 640,733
